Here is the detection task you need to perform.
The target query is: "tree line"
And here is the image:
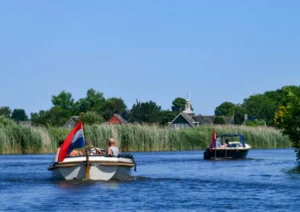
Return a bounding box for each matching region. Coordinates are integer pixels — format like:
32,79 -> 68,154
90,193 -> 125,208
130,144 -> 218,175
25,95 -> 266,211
1,85 -> 299,129
0,89 -> 190,127
214,85 -> 300,127
1,85 -> 299,156
1,86 -> 299,128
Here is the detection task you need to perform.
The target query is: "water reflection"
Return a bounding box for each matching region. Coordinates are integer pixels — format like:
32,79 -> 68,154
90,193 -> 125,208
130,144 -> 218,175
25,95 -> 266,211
282,165 -> 300,174
53,178 -> 124,190
53,175 -> 152,190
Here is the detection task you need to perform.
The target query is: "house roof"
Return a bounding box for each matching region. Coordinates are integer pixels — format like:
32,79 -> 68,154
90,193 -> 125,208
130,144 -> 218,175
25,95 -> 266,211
193,115 -> 232,125
167,112 -> 196,128
167,113 -> 233,128
113,114 -> 128,124
63,116 -> 79,127
181,112 -> 196,127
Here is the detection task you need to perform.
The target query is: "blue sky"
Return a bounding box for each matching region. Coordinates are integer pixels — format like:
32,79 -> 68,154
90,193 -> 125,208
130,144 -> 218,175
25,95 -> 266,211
0,0 -> 299,116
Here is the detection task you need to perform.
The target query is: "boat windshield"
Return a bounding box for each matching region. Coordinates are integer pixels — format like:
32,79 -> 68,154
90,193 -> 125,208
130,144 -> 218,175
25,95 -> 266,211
216,134 -> 246,147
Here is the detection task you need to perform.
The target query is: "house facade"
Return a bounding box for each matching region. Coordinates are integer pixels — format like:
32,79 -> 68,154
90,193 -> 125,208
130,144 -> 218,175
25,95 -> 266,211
167,99 -> 232,130
63,116 -> 79,129
107,114 -> 128,125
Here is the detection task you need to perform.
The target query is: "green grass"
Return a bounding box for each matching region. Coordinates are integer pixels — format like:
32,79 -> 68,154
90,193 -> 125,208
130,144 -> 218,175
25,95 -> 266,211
0,116 -> 291,154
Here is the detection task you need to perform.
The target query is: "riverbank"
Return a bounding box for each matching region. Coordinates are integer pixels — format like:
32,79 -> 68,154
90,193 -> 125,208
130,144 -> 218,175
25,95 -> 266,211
0,117 -> 291,154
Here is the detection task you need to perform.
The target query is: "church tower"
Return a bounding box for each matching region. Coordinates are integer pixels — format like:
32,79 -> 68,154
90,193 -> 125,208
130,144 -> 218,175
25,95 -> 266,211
182,93 -> 194,116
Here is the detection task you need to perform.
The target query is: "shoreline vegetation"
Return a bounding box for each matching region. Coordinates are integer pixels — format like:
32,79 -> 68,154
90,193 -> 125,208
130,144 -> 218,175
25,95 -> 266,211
1,86 -> 299,158
0,117 -> 291,154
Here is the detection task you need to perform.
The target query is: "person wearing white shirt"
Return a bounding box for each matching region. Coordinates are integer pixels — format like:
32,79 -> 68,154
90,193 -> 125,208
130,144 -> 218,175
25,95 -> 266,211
107,138 -> 119,156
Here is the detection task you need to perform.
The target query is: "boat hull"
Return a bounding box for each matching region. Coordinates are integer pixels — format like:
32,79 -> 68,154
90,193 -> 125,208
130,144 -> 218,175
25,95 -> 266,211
49,155 -> 135,181
51,164 -> 131,181
204,147 -> 250,160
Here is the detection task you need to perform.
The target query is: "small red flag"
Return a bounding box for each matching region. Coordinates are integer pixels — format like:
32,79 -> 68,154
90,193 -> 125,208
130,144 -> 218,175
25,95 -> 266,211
209,129 -> 216,152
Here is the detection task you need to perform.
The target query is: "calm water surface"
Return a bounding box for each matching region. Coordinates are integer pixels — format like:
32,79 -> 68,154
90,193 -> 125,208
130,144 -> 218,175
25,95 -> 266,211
0,149 -> 300,211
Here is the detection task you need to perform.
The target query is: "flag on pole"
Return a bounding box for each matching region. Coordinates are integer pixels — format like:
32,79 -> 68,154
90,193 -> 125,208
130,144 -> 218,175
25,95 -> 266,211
58,121 -> 85,162
209,128 -> 217,152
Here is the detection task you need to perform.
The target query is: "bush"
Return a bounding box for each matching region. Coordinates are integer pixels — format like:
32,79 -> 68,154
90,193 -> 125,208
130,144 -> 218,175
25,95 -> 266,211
245,119 -> 266,126
82,111 -> 104,125
213,117 -> 225,125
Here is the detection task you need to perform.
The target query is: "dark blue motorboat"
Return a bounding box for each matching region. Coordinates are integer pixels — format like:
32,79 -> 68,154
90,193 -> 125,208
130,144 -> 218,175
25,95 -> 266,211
204,133 -> 251,160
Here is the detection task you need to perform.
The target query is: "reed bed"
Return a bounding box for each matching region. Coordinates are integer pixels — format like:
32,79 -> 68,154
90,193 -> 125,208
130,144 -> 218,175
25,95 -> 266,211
0,117 -> 291,154
86,124 -> 291,151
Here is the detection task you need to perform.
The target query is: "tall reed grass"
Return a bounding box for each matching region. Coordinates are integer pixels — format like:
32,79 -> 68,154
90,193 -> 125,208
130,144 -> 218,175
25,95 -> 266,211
85,124 -> 291,152
0,116 -> 291,154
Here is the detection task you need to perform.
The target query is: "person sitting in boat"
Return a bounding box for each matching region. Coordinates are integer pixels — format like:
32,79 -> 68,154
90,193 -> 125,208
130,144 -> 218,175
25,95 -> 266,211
107,138 -> 119,156
88,145 -> 105,155
69,149 -> 84,157
54,140 -> 64,162
215,139 -> 221,147
222,139 -> 231,148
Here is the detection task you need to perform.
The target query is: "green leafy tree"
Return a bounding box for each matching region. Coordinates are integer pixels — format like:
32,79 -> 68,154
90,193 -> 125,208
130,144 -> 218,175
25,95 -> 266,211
171,97 -> 193,113
30,110 -> 49,126
214,102 -> 245,125
46,106 -> 70,126
102,97 -> 127,120
73,98 -> 90,114
73,89 -> 105,115
50,91 -> 76,125
242,94 -> 277,126
233,106 -> 246,125
215,102 -> 235,116
51,91 -> 74,111
83,111 -> 104,125
159,110 -> 176,126
31,107 -> 71,127
30,112 -> 40,125
241,86 -> 300,127
213,116 -> 225,125
11,109 -> 28,121
85,89 -> 105,113
128,100 -> 162,123
245,119 -> 266,126
32,89 -> 106,126
265,85 -> 300,107
0,106 -> 11,118
274,87 -> 300,156
274,105 -> 287,129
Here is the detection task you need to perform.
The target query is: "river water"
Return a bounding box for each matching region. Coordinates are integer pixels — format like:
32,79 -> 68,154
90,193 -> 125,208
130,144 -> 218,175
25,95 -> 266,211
0,149 -> 300,212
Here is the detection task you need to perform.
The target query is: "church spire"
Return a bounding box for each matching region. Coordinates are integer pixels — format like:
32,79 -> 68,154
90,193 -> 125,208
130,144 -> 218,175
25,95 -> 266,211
183,93 -> 194,115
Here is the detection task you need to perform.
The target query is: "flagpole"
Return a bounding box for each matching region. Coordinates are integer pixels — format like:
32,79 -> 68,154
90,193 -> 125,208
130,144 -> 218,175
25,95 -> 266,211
215,146 -> 216,159
81,112 -> 90,180
213,128 -> 217,160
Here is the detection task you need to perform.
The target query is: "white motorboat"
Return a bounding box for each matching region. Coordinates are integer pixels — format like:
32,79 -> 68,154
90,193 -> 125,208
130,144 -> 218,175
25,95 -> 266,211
48,153 -> 136,181
48,117 -> 136,181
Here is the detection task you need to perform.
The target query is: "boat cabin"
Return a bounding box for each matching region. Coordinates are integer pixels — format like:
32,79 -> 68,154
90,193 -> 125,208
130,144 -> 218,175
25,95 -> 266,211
216,134 -> 246,148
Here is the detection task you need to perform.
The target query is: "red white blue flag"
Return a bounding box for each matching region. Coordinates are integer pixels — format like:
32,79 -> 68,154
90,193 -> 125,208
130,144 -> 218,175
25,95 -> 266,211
58,121 -> 85,162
